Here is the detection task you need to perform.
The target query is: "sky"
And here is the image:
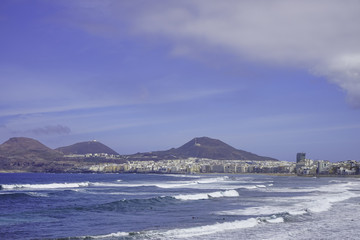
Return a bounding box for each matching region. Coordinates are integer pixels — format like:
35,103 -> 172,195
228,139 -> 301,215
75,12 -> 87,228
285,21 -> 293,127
1,0 -> 360,162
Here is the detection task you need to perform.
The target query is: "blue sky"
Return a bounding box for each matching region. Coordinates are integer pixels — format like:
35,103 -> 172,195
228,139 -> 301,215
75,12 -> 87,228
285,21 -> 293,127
1,0 -> 360,162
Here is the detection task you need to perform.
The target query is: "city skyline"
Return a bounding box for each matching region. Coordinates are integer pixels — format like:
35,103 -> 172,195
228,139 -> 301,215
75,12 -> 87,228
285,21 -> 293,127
1,0 -> 360,162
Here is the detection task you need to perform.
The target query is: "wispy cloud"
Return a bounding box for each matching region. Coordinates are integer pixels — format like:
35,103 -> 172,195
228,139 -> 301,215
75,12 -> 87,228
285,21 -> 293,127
64,0 -> 360,107
0,101 -> 122,118
1,124 -> 71,138
130,0 -> 360,106
27,124 -> 71,135
0,67 -> 234,118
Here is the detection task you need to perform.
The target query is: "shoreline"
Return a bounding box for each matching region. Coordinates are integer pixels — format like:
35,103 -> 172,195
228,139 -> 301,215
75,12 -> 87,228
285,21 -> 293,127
0,170 -> 28,173
1,170 -> 360,178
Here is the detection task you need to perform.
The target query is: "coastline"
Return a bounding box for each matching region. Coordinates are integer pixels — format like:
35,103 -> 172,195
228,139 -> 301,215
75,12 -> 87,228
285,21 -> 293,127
1,170 -> 360,178
0,170 -> 28,173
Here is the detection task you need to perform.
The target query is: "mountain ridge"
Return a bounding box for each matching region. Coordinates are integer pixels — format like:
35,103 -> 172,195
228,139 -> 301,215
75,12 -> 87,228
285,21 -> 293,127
56,140 -> 119,155
0,137 -> 64,172
0,137 -> 63,159
0,136 -> 278,172
130,136 -> 278,161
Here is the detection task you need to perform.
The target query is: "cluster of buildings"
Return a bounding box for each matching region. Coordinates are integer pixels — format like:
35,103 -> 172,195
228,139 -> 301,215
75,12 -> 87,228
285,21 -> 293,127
85,152 -> 359,176
295,152 -> 359,175
88,158 -> 295,174
64,153 -> 120,159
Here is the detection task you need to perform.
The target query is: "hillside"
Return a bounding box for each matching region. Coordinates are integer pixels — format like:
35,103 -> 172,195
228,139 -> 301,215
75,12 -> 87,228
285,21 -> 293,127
0,137 -> 63,160
130,137 -> 278,161
171,137 -> 277,160
0,137 -> 65,171
0,136 -> 277,172
56,140 -> 119,155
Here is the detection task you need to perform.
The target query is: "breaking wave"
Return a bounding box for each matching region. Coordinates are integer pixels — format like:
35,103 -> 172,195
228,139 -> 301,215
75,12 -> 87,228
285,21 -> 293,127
74,190 -> 240,213
217,181 -> 360,217
174,189 -> 239,200
154,176 -> 230,189
0,182 -> 91,190
83,215 -> 285,239
0,176 -> 231,191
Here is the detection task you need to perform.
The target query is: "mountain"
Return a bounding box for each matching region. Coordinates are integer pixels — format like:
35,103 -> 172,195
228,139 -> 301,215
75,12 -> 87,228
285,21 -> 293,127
131,137 -> 278,161
0,136 -> 277,172
56,140 -> 119,155
171,137 -> 277,160
0,137 -> 64,171
0,137 -> 63,160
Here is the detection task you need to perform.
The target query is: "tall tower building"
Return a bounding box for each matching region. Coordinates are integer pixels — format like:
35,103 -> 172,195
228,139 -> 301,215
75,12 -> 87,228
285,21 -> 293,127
296,153 -> 306,163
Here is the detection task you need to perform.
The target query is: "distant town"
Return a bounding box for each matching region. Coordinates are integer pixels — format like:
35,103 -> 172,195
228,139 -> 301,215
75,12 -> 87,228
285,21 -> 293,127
0,137 -> 358,176
68,152 -> 360,176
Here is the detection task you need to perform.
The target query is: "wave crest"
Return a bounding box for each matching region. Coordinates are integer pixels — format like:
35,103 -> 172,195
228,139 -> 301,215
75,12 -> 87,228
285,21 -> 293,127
0,182 -> 91,190
174,189 -> 239,200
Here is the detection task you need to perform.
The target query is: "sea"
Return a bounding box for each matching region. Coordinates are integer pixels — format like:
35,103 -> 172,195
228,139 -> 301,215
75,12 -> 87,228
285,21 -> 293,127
1,173 -> 360,240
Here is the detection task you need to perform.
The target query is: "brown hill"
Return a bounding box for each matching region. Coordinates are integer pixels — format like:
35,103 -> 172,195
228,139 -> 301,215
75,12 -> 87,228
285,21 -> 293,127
0,137 -> 63,159
56,140 -> 119,155
0,137 -> 64,171
171,137 -> 277,160
130,137 -> 278,161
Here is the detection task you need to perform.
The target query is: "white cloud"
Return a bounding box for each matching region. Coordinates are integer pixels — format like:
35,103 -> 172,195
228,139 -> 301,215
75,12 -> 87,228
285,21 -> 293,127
315,54 -> 360,107
128,0 -> 360,107
48,0 -> 360,107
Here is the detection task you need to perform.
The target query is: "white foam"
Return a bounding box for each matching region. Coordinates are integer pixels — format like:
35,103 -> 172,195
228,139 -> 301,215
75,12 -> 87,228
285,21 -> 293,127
154,176 -> 272,191
87,218 -> 259,239
267,181 -> 357,194
159,218 -> 259,238
222,189 -> 240,197
155,181 -> 198,189
26,192 -> 49,197
106,180 -> 209,189
296,191 -> 357,213
196,176 -> 229,184
238,185 -> 269,190
88,231 -> 130,239
217,181 -> 360,217
218,193 -> 355,216
154,176 -> 230,189
218,205 -> 293,216
1,182 -> 91,190
106,180 -> 198,189
161,174 -> 202,178
329,179 -> 346,183
266,187 -> 318,193
288,181 -> 360,213
242,185 -> 257,189
264,216 -> 284,223
90,182 -> 125,187
174,190 -> 239,201
288,209 -> 308,216
101,191 -> 153,196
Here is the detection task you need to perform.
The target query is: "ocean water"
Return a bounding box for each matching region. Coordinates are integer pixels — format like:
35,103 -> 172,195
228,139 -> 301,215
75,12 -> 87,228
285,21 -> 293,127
1,173 -> 360,240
